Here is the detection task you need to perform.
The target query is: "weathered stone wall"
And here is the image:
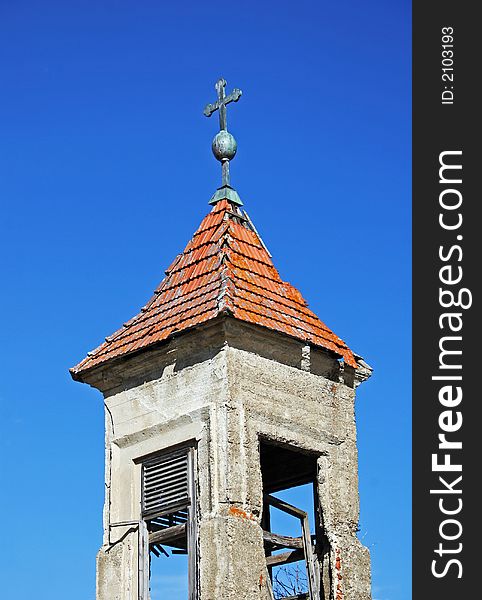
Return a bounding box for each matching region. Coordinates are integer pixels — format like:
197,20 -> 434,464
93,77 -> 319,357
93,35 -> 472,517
83,318 -> 371,600
221,321 -> 371,600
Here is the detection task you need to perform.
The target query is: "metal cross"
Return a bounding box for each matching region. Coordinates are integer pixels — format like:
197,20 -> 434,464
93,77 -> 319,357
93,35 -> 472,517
203,78 -> 242,131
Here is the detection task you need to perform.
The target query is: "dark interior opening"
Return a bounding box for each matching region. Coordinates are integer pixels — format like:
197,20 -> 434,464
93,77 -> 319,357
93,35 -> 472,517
260,438 -> 318,493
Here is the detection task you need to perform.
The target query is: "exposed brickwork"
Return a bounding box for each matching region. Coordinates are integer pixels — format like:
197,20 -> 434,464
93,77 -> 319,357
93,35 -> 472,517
335,548 -> 344,600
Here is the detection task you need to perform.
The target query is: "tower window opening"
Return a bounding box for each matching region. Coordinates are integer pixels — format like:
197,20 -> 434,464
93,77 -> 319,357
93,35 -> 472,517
260,440 -> 327,600
139,445 -> 197,600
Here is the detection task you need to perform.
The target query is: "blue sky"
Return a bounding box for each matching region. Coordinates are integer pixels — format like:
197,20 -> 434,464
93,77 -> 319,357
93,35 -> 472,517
0,2 -> 411,599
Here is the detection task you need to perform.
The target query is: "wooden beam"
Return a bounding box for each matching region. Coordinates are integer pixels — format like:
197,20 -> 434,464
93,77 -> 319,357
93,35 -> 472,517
149,523 -> 186,546
266,549 -> 304,567
263,530 -> 303,550
264,494 -> 307,519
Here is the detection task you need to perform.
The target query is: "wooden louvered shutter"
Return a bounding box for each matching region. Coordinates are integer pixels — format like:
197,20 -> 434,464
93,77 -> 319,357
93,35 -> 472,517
142,448 -> 191,518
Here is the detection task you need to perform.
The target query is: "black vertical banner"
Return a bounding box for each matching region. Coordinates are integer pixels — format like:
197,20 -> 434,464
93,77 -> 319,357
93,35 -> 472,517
413,2 -> 479,598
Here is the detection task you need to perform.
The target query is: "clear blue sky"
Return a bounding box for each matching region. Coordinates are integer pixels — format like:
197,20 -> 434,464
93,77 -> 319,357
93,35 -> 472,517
0,2 -> 411,599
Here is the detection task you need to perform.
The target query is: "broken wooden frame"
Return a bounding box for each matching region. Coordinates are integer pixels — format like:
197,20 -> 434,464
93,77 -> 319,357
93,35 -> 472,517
263,494 -> 320,600
260,439 -> 324,600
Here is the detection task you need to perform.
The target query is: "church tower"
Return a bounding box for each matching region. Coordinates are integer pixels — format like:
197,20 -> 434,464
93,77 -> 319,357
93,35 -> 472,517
71,78 -> 372,600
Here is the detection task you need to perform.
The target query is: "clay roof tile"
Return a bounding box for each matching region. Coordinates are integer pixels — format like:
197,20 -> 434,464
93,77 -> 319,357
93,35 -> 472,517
71,200 -> 357,378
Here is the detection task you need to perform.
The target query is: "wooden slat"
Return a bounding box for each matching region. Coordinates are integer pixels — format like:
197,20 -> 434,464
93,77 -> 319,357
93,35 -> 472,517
264,494 -> 307,519
142,449 -> 190,517
149,523 -> 187,546
263,530 -> 303,550
142,499 -> 191,521
144,461 -> 188,479
138,521 -> 150,600
144,487 -> 188,507
266,549 -> 305,567
144,454 -> 187,468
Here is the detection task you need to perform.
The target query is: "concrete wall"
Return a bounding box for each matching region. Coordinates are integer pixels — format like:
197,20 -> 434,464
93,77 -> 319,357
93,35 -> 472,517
82,317 -> 371,600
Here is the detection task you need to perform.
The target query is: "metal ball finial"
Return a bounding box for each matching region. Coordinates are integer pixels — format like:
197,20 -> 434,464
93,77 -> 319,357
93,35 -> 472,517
212,130 -> 237,162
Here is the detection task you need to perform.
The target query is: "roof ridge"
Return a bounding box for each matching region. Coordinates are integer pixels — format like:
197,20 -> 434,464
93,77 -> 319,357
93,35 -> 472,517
216,269 -> 236,314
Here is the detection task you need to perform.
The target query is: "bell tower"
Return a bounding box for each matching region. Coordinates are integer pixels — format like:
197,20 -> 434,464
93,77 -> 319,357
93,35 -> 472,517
71,78 -> 372,600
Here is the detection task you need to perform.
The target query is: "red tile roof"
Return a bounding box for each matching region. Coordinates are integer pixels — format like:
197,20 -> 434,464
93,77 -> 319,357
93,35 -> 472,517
71,198 -> 357,379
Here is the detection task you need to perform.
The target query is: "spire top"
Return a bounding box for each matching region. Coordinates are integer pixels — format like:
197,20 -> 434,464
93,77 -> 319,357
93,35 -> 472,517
204,78 -> 243,206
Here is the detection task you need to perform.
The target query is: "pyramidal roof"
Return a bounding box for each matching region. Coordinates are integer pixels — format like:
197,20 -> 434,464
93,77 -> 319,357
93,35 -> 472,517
71,198 -> 357,380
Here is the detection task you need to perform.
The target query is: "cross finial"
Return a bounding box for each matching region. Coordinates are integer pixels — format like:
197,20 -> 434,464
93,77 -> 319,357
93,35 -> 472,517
204,78 -> 243,206
203,78 -> 242,131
